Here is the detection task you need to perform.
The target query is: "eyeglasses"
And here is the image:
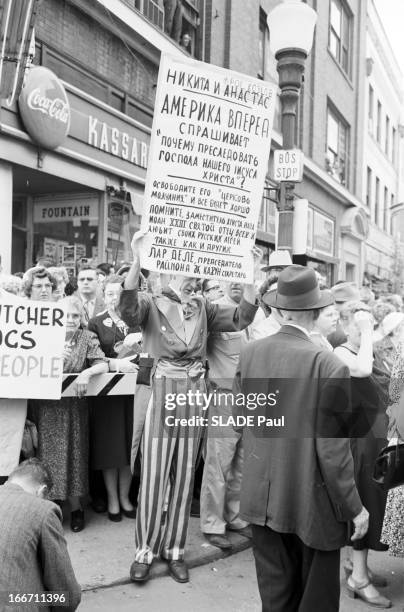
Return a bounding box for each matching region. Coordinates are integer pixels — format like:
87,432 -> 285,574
205,285 -> 221,292
78,277 -> 97,282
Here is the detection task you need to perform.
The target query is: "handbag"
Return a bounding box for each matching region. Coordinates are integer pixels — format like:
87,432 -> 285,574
373,442 -> 404,491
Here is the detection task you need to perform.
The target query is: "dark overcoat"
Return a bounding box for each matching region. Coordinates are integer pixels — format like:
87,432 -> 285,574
234,324 -> 363,551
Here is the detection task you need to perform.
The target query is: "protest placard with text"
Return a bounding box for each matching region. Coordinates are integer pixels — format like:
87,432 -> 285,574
0,295 -> 66,399
140,54 -> 277,283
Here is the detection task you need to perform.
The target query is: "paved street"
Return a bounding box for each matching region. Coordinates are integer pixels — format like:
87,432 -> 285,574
80,549 -> 404,612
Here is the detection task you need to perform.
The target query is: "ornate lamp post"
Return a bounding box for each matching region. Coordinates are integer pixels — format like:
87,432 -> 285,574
267,0 -> 317,254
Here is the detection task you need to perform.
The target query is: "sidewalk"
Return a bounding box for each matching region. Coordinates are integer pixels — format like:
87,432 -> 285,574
63,508 -> 252,591
64,507 -> 404,607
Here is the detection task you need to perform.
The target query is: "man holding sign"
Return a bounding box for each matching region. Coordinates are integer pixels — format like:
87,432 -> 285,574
120,231 -> 262,584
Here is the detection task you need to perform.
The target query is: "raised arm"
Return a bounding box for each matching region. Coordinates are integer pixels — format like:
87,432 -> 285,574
120,231 -> 150,328
334,311 -> 374,377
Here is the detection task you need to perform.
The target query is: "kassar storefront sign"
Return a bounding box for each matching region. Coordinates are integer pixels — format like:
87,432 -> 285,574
87,115 -> 148,168
18,67 -> 70,149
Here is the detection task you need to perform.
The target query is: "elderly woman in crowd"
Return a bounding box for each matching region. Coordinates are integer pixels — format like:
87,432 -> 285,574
29,292 -> 137,532
88,275 -> 140,521
381,341 -> 404,558
29,295 -> 108,532
334,301 -> 391,609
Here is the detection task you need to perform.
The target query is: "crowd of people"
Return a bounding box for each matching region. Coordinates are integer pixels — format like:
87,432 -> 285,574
1,242 -> 404,610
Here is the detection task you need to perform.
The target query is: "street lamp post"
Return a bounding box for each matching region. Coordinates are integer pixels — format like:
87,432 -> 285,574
267,0 -> 317,255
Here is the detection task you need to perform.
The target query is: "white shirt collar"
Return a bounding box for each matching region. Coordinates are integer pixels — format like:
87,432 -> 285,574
283,322 -> 312,339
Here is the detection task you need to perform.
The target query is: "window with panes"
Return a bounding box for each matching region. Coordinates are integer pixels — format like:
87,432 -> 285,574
326,106 -> 350,187
329,0 -> 351,75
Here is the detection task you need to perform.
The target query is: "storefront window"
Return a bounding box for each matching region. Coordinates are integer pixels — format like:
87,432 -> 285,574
33,194 -> 99,275
106,198 -> 141,267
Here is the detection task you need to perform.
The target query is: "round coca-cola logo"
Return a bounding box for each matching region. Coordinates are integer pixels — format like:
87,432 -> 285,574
18,67 -> 70,149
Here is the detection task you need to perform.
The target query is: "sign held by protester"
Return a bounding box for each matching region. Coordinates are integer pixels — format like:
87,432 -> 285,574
140,54 -> 277,283
0,296 -> 66,399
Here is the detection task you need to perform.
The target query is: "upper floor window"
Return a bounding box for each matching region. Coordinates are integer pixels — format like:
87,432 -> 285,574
385,116 -> 390,155
368,84 -> 374,134
392,126 -> 397,163
376,101 -> 382,143
366,167 -> 372,208
329,0 -> 351,75
384,186 -> 389,231
258,8 -> 269,80
375,176 -> 380,225
326,105 -> 349,187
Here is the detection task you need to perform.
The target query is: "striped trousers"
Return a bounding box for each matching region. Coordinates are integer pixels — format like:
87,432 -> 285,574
134,376 -> 205,564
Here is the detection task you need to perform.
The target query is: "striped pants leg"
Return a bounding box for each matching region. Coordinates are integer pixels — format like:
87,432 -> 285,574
134,377 -> 203,564
161,416 -> 202,560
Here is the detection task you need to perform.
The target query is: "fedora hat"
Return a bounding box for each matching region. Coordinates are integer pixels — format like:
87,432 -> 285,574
265,265 -> 335,311
261,250 -> 292,272
331,281 -> 360,303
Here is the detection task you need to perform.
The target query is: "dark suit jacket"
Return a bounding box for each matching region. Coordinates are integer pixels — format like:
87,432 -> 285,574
0,483 -> 81,612
234,325 -> 363,551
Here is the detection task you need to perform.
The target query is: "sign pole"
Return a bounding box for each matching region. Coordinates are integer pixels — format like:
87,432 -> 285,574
275,49 -> 307,255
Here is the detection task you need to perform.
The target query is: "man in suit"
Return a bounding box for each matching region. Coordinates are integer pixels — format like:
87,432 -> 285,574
234,265 -> 369,612
0,458 -> 81,612
76,266 -> 105,326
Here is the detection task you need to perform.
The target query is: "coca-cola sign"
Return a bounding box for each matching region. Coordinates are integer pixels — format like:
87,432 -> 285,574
18,67 -> 70,149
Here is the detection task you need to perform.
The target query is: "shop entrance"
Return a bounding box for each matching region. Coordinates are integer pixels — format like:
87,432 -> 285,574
12,165 -> 100,275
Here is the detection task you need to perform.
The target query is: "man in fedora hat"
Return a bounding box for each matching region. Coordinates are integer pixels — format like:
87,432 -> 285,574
234,265 -> 369,612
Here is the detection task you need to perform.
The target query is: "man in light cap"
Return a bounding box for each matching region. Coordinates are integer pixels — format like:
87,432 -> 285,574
328,281 -> 361,348
260,250 -> 292,277
120,232 -> 262,584
234,265 -> 368,612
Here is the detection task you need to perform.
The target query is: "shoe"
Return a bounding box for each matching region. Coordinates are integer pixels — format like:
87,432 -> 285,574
168,560 -> 189,583
190,498 -> 200,517
343,562 -> 388,587
91,498 -> 107,513
204,533 -> 232,550
108,511 -> 122,522
227,525 -> 252,539
346,577 -> 392,608
70,509 -> 85,532
121,506 -> 136,519
130,561 -> 151,583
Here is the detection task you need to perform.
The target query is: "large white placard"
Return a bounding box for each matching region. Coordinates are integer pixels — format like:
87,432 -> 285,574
140,54 -> 277,283
0,295 -> 66,399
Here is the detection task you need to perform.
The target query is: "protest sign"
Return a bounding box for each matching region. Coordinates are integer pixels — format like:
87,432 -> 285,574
0,295 -> 66,399
140,54 -> 277,283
